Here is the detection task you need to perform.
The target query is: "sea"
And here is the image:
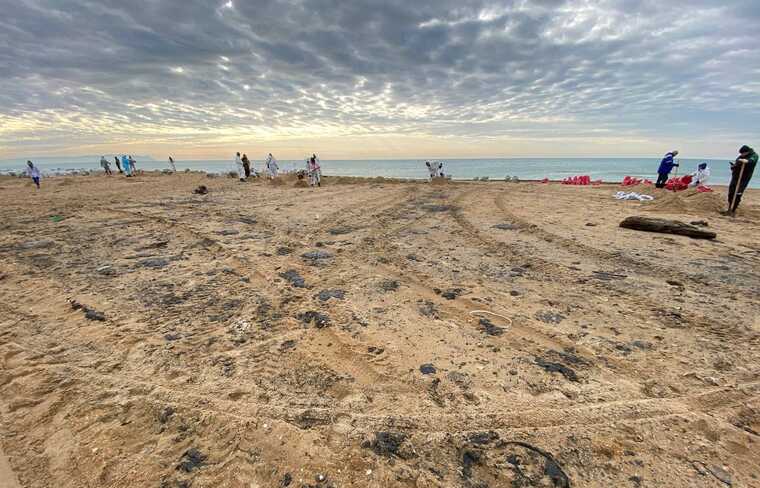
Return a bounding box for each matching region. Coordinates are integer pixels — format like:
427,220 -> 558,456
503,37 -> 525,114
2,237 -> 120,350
0,157 -> 753,187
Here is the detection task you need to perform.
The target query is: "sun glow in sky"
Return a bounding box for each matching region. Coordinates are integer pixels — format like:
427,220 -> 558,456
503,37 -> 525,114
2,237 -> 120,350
1,0 -> 759,160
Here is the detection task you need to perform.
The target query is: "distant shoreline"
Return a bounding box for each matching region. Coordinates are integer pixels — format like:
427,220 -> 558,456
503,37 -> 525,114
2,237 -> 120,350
1,157 -> 753,188
0,170 -> 736,190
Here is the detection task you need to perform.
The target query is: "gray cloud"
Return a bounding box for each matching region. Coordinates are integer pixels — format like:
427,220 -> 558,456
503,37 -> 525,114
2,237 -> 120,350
1,0 -> 759,157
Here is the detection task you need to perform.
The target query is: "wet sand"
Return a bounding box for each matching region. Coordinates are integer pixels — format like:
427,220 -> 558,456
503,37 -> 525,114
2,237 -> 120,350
1,172 -> 759,487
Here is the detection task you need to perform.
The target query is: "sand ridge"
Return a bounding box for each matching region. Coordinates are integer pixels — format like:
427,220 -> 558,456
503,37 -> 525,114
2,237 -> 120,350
0,173 -> 758,487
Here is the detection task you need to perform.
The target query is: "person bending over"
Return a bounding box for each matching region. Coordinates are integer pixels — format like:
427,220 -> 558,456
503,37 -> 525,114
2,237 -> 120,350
655,150 -> 679,188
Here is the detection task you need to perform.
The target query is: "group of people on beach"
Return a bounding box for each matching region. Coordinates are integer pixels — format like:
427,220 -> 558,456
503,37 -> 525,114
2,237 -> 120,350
98,155 -> 139,177
654,145 -> 757,215
233,152 -> 322,187
21,145 -> 757,215
654,151 -> 710,188
234,152 -> 280,181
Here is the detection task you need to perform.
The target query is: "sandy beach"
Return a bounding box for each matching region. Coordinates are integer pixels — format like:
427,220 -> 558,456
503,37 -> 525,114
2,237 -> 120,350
1,172 -> 759,487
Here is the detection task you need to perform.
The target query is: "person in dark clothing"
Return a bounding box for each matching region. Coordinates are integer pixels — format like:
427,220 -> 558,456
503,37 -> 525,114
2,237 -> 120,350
114,156 -> 122,174
723,145 -> 758,216
655,150 -> 679,188
242,154 -> 251,178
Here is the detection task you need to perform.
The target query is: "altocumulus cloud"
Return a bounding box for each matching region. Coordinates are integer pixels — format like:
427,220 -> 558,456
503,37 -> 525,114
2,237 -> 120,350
0,0 -> 759,158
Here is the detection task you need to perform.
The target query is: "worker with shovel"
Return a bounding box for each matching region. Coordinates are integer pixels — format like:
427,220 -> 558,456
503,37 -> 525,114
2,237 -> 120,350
655,150 -> 679,188
722,145 -> 757,216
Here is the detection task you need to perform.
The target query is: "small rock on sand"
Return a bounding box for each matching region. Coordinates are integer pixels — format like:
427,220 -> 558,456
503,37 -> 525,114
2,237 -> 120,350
435,288 -> 464,300
535,311 -> 565,324
535,357 -> 578,382
158,406 -> 175,424
418,300 -> 438,318
420,363 -> 437,375
279,270 -> 306,288
84,309 -> 106,321
316,289 -> 346,301
379,280 -> 399,292
365,431 -> 408,458
298,311 -> 330,328
139,258 -> 170,269
70,300 -> 106,321
176,448 -> 206,472
301,250 -> 333,264
467,431 -> 499,445
479,318 -> 505,336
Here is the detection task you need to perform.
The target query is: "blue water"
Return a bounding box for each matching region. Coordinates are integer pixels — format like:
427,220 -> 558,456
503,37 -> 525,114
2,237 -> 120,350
0,158 -> 751,187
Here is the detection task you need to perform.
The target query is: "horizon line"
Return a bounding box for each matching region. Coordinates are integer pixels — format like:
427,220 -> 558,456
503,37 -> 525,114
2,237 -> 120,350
0,155 -> 735,163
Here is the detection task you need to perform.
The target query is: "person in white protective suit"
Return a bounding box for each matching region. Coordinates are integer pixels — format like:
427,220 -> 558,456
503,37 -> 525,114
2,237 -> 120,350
308,154 -> 321,187
691,162 -> 710,187
425,161 -> 437,180
265,153 -> 279,178
234,152 -> 245,181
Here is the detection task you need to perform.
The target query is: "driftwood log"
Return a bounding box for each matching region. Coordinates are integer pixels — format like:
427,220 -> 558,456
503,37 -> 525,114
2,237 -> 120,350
620,216 -> 716,239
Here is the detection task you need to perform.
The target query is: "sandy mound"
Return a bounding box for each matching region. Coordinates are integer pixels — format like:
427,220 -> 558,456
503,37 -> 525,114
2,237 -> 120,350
293,179 -> 309,188
430,178 -> 450,186
644,188 -> 726,215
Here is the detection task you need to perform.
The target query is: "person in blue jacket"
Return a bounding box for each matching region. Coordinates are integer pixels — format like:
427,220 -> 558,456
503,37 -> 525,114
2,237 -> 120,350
655,150 -> 679,188
121,155 -> 132,177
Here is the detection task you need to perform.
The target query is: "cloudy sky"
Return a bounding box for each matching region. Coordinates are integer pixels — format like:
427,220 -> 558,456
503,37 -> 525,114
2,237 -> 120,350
1,0 -> 759,160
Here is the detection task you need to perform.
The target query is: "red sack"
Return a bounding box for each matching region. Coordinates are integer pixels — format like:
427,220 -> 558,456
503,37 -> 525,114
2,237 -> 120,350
665,174 -> 693,192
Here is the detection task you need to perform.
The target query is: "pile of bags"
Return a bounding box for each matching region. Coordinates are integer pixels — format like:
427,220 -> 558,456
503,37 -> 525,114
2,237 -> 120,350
561,175 -> 600,185
621,174 -> 712,193
664,175 -> 692,192
621,176 -> 653,186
